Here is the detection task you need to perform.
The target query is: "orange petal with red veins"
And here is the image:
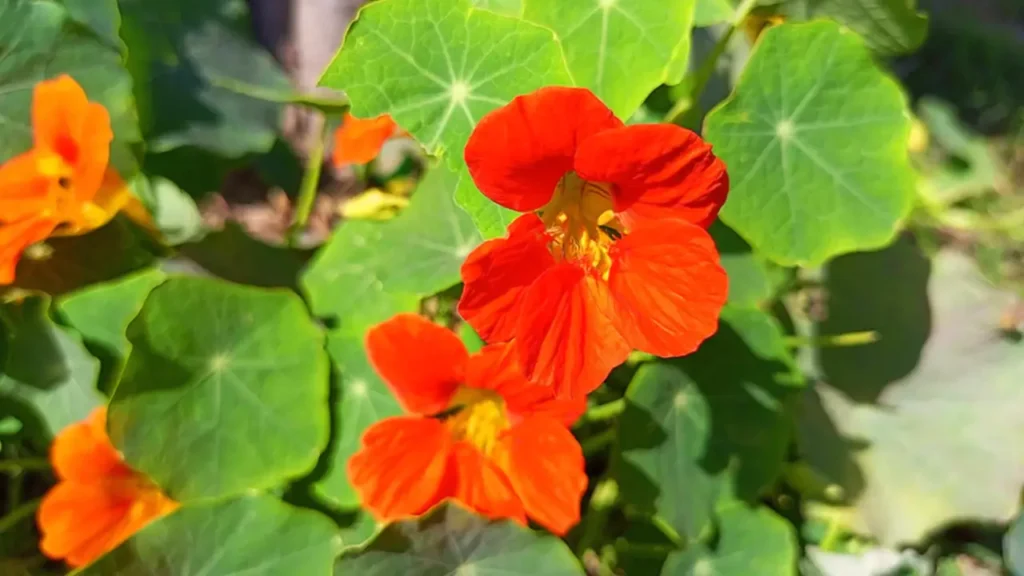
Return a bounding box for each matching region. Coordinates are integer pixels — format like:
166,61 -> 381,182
348,416 -> 453,521
465,343 -> 586,427
575,124 -> 728,229
0,151 -> 50,220
50,407 -> 132,483
32,75 -> 112,202
514,263 -> 630,398
464,87 -> 622,212
608,219 -> 728,357
496,417 -> 586,536
332,113 -> 398,166
451,442 -> 526,524
0,217 -> 59,285
365,314 -> 467,415
458,214 -> 555,343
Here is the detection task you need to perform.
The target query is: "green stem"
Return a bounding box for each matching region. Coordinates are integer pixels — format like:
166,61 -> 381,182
0,498 -> 40,536
575,477 -> 619,557
785,330 -> 878,349
0,458 -> 50,473
664,0 -> 760,126
581,399 -> 625,424
288,118 -> 329,247
581,429 -> 616,456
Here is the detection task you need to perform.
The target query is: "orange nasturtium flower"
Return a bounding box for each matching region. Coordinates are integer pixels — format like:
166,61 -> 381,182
37,407 -> 178,567
331,112 -> 404,166
458,87 -> 730,398
0,75 -> 135,285
349,313 -> 589,535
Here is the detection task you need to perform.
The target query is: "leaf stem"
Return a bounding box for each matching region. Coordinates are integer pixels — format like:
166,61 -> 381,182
581,399 -> 625,424
581,429 -> 616,456
664,0 -> 760,126
0,458 -> 50,473
0,498 -> 41,536
785,330 -> 879,349
575,477 -> 619,557
288,117 -> 329,247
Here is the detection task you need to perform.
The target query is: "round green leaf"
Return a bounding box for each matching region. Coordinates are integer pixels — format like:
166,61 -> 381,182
523,0 -> 694,118
320,0 -> 572,164
108,277 -> 330,502
454,169 -> 519,239
783,0 -> 928,56
0,0 -> 139,173
615,319 -> 800,540
711,221 -> 785,308
470,0 -> 522,16
800,249 -> 1024,544
0,297 -> 101,438
78,495 -> 339,576
302,163 -> 481,331
314,329 -> 402,509
663,504 -> 797,576
704,21 -> 915,266
336,503 -> 584,575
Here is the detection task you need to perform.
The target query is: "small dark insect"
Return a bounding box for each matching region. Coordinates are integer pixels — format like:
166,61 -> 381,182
430,404 -> 465,421
58,176 -> 72,188
599,225 -> 622,240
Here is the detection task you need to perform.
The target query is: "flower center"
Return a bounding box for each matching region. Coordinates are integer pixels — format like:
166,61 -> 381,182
36,151 -> 78,221
539,172 -> 623,279
442,387 -> 510,456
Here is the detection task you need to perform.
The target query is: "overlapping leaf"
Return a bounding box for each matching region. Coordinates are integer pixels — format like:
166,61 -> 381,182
108,277 -> 330,501
783,0 -> 928,55
523,0 -> 695,118
705,21 -> 915,266
336,503 -> 584,575
663,504 -> 797,575
79,495 -> 339,576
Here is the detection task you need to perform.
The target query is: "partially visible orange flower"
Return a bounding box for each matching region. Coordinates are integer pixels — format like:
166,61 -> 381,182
332,112 -> 404,166
0,75 -> 135,284
458,87 -> 729,398
37,407 -> 178,568
348,314 -> 588,535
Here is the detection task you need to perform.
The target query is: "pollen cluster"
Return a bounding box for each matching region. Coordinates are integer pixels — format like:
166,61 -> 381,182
540,172 -> 623,279
444,387 -> 510,456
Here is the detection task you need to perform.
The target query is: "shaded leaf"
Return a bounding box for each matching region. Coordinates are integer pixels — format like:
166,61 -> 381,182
61,0 -> 122,49
79,495 -> 339,576
783,0 -> 927,56
177,222 -> 313,290
663,504 -> 797,575
336,503 -> 584,575
704,21 -> 915,265
1006,514 -> 1024,576
108,277 -> 330,502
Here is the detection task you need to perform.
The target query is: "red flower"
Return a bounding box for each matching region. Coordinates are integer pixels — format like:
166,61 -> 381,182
459,87 -> 729,398
331,113 -> 403,167
37,407 -> 178,567
348,314 -> 588,535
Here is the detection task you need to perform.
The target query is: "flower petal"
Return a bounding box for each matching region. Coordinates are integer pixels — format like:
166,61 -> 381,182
0,150 -> 50,220
332,113 -> 399,166
575,124 -> 728,229
38,481 -> 133,566
515,263 -> 630,398
348,417 -> 453,521
608,219 -> 728,357
50,407 -> 132,483
451,442 -> 525,524
0,217 -> 57,285
458,214 -> 555,343
366,314 -> 468,415
496,417 -> 586,536
465,343 -> 586,427
56,168 -> 135,237
464,87 -> 622,212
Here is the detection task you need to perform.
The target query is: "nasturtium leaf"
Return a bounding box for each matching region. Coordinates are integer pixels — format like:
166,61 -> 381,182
336,503 -> 584,575
704,21 -> 915,266
118,0 -> 289,157
522,0 -> 695,118
61,0 -> 122,49
0,297 -> 101,438
314,329 -> 402,509
454,168 -> 519,239
615,320 -> 800,541
783,0 -> 927,56
57,268 -> 166,392
339,511 -> 381,549
1006,514 -> 1024,576
0,0 -> 139,173
108,277 -> 330,502
176,221 -> 313,290
79,495 -> 339,576
303,163 -> 481,331
800,250 -> 1024,545
130,175 -> 204,246
694,0 -> 778,27
663,504 -> 797,576
711,221 -> 785,308
11,218 -> 158,297
470,0 -> 522,16
320,0 -> 572,164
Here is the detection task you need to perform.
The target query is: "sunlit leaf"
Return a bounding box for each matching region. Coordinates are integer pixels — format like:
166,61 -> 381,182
663,504 -> 797,575
523,0 -> 695,118
336,503 -> 584,575
79,495 -> 339,576
108,277 -> 330,502
800,249 -> 1024,544
704,21 -> 915,266
470,0 -> 522,16
453,168 -> 518,239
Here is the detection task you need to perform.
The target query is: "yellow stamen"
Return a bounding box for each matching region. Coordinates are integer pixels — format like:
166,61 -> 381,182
539,172 -> 622,279
444,387 -> 510,456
